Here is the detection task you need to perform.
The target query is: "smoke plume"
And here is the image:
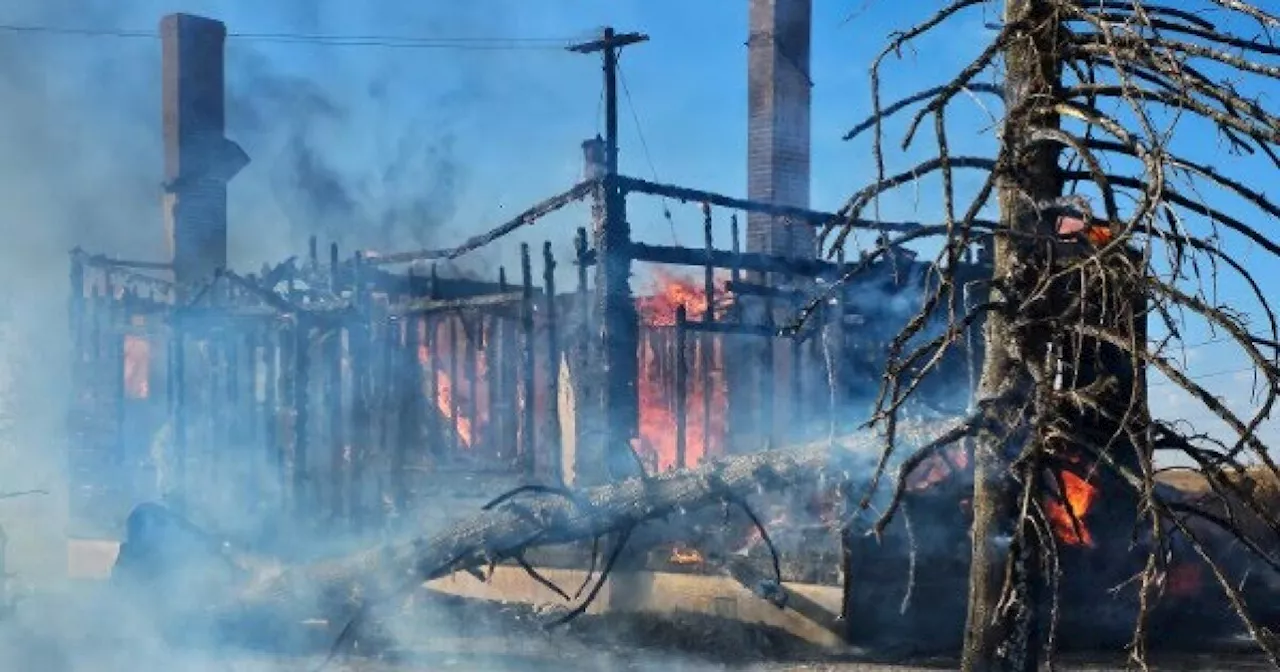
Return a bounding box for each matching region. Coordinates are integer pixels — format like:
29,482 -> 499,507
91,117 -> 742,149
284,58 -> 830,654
0,0 -> 571,669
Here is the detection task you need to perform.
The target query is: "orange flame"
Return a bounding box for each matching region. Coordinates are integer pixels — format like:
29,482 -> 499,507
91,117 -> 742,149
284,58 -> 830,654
636,269 -> 727,327
1046,469 -> 1098,546
1086,225 -> 1114,246
635,270 -> 731,472
669,546 -> 704,565
124,334 -> 150,399
416,317 -> 488,449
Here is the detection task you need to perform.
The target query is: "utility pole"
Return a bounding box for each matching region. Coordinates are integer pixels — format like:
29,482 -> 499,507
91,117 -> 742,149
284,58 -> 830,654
569,27 -> 647,176
568,28 -> 648,483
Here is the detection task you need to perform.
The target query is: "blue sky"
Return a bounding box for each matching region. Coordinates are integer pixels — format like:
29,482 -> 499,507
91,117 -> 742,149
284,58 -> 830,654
0,0 -> 1275,450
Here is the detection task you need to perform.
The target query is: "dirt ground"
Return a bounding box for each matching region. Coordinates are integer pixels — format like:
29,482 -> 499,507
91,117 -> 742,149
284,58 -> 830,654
0,583 -> 1268,671
165,641 -> 1274,671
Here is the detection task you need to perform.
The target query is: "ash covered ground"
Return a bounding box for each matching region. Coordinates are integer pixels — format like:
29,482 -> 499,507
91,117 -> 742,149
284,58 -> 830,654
0,579 -> 1269,672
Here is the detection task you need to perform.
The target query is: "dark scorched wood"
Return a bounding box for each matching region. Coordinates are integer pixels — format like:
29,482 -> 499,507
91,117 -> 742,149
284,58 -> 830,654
222,427 -> 928,625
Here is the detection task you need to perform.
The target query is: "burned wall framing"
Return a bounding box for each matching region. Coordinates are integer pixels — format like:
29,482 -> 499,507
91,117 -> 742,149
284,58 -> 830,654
575,175 -> 987,467
66,237 -> 575,538
67,169 -> 984,544
65,30 -> 988,621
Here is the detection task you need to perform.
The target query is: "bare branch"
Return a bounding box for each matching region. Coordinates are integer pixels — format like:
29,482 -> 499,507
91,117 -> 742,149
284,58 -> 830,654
844,82 -> 1003,141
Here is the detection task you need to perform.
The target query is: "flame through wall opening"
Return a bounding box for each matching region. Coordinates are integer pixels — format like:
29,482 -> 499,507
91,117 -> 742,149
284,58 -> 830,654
636,270 -> 732,472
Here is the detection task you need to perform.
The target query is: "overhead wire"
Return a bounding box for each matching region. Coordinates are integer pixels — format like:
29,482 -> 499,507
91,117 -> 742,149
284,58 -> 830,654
1153,336 -> 1231,350
0,22 -> 575,50
596,81 -> 605,137
7,21 -> 1261,369
1150,365 -> 1264,387
1144,334 -> 1274,387
617,55 -> 679,245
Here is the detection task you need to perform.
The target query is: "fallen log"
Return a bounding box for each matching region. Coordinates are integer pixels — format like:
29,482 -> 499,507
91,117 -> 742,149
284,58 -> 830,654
113,424 -> 941,643
109,420 -> 959,657
232,428 -> 910,617
110,415 -> 1280,661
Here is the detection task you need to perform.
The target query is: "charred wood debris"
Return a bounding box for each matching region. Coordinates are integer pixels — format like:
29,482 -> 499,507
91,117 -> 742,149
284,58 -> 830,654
66,164 -> 988,649
65,166 -> 1264,662
51,12 -> 1280,669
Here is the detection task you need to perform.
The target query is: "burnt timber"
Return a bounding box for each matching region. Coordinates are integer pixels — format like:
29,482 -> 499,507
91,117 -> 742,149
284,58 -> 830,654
65,16 -> 989,650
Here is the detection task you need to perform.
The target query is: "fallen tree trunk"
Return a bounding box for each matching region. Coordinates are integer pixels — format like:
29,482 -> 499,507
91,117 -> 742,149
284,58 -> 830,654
110,420 -> 961,654
217,422 -> 982,643
112,416 -> 1280,660
232,428 -> 902,621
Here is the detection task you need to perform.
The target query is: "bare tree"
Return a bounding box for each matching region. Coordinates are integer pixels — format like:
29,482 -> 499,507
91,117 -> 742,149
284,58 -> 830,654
822,0 -> 1280,669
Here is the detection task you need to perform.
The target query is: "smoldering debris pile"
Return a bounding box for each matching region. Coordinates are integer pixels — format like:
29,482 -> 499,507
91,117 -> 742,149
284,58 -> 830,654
0,582 -> 843,672
6,456 -> 1280,671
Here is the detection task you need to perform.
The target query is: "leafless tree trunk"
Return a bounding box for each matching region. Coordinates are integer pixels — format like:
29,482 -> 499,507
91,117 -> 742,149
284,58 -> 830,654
962,3 -> 1065,669
819,0 -> 1280,669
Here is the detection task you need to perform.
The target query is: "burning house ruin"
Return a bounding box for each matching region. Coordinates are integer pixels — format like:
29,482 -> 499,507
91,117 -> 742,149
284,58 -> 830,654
43,3 -> 1280,667
62,7 -> 993,634
60,6 -> 1240,659
68,14 -> 981,532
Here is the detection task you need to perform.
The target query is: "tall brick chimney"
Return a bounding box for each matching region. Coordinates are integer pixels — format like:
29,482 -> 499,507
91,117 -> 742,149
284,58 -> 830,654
160,14 -> 248,294
747,0 -> 812,262
741,0 -> 814,449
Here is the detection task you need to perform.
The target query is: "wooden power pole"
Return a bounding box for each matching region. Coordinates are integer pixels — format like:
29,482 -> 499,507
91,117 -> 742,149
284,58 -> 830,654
568,28 -> 648,483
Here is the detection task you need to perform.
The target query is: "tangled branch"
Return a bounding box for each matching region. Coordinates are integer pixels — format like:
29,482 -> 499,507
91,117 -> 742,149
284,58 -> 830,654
823,0 -> 1280,667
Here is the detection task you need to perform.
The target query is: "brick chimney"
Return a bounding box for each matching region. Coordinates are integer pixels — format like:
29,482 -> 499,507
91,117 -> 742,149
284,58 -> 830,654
160,14 -> 248,295
746,0 -> 812,263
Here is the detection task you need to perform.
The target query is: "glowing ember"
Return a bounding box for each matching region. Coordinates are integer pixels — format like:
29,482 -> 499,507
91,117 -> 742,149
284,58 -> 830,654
1056,215 -> 1114,247
635,270 -> 732,472
1166,562 -> 1203,597
669,546 -> 704,565
123,334 -> 150,399
1086,225 -> 1114,246
907,445 -> 970,491
1046,469 -> 1098,546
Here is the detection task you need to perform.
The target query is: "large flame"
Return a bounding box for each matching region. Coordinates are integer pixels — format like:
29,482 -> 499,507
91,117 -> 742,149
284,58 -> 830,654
1046,469 -> 1099,546
635,270 -> 731,472
636,269 -> 726,327
416,317 -> 488,449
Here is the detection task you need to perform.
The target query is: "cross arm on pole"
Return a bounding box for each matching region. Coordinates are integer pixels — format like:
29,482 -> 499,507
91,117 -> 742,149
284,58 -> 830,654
566,29 -> 648,54
567,27 -> 648,178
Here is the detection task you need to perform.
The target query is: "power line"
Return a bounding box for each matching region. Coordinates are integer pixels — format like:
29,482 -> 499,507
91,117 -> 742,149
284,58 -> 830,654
0,24 -> 151,38
617,58 -> 678,244
1152,336 -> 1231,350
231,31 -> 569,44
1150,365 -> 1260,387
596,81 -> 605,136
0,23 -> 574,50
